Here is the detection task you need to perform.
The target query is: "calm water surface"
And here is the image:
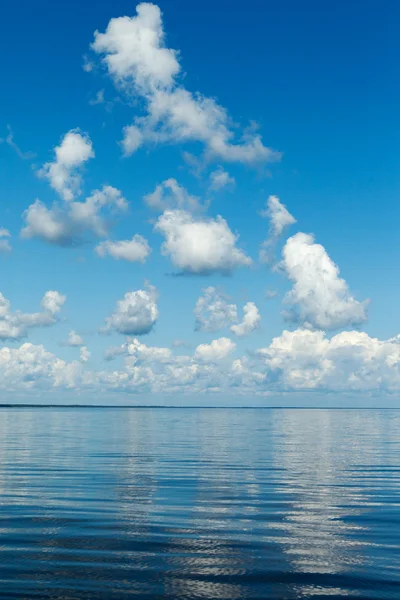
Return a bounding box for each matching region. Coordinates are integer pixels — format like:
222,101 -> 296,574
0,407 -> 399,599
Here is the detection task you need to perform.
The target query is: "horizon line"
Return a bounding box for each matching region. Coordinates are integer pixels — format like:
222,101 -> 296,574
0,404 -> 399,410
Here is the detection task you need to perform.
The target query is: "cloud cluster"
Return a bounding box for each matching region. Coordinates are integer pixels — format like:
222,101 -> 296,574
0,342 -> 94,391
3,326 -> 400,395
281,232 -> 368,330
5,4 -> 390,402
38,129 -> 94,201
103,284 -> 158,335
22,185 -> 128,246
258,328 -> 400,392
90,3 -> 281,165
194,287 -> 238,332
155,210 -> 252,274
194,287 -> 261,337
0,291 -> 65,340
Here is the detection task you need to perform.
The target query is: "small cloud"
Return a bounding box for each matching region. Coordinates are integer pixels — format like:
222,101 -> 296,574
0,228 -> 11,253
89,89 -> 113,111
172,339 -> 191,349
82,54 -> 94,72
208,167 -> 235,192
0,126 -> 36,160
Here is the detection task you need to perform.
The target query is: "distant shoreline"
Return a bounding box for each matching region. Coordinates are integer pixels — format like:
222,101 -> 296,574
0,405 -> 398,410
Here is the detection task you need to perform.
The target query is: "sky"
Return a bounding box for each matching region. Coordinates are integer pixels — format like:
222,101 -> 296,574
0,0 -> 399,405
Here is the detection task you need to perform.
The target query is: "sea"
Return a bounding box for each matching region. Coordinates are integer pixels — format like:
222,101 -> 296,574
0,407 -> 399,599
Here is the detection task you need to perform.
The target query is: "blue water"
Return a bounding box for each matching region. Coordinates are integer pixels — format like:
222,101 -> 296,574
0,408 -> 399,599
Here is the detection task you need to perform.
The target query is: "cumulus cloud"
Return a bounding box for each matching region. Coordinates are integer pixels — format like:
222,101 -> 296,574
208,167 -> 235,191
194,337 -> 236,362
281,232 -> 368,330
0,291 -> 66,340
266,289 -> 278,299
90,3 -> 281,165
95,234 -> 151,262
230,302 -> 261,337
194,287 -> 237,331
258,328 -> 400,392
155,209 -> 252,274
103,284 -> 158,335
21,185 -> 127,246
38,129 -> 94,201
0,228 -> 11,253
0,342 -> 93,391
259,196 -> 296,264
41,291 -> 65,315
64,330 -> 85,347
144,178 -> 202,212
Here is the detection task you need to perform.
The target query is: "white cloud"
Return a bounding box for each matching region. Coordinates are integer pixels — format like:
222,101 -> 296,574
64,330 -> 85,347
194,288 -> 261,338
0,228 -> 11,253
155,209 -> 252,274
259,196 -> 296,264
3,328 -> 400,395
104,284 -> 158,335
230,302 -> 261,337
208,167 -> 235,191
95,235 -> 151,262
80,346 -> 91,363
261,195 -> 296,237
0,291 -> 66,340
21,185 -> 127,246
0,342 -> 93,391
194,287 -> 237,332
41,291 -> 65,315
258,328 -> 400,392
105,337 -> 172,363
38,129 -> 94,201
281,232 -> 368,330
21,200 -> 73,245
266,289 -> 278,299
122,125 -> 144,155
194,337 -> 236,362
92,3 -> 180,89
144,178 -> 202,212
90,3 -> 281,165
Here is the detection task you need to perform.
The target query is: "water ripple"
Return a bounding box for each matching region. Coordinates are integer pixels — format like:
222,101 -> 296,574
0,407 -> 399,599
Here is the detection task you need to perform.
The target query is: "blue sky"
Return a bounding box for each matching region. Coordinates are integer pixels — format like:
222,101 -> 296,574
0,0 -> 399,405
